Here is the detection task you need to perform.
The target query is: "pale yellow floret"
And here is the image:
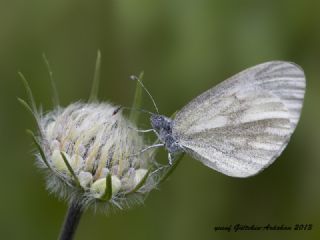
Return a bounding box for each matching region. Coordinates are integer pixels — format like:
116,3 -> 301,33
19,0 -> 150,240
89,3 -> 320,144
91,176 -> 122,197
94,139 -> 114,180
51,150 -> 69,172
134,169 -> 148,186
70,154 -> 84,172
78,171 -> 93,188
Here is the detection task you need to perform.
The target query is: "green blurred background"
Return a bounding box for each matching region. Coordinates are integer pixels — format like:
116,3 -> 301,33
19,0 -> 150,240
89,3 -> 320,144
1,0 -> 320,239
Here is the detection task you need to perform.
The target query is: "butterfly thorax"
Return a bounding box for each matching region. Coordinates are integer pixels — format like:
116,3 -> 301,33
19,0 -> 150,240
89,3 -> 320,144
150,114 -> 182,153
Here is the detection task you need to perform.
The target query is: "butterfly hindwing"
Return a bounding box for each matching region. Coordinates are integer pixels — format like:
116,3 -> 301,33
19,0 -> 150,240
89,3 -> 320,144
172,61 -> 305,177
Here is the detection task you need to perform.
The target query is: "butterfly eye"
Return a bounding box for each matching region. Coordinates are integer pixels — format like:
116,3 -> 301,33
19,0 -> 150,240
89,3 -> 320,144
150,115 -> 162,130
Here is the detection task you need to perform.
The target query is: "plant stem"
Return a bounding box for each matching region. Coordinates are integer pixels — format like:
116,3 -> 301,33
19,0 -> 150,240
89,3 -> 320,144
59,202 -> 83,240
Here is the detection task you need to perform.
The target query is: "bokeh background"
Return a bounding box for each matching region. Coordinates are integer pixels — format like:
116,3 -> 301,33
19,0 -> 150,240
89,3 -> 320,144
1,0 -> 320,239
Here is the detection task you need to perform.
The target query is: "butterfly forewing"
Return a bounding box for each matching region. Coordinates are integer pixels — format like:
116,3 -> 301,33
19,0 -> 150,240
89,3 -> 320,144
172,61 -> 305,177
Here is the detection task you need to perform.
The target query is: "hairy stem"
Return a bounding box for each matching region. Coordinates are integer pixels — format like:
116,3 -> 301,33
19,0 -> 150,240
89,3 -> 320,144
59,202 -> 83,240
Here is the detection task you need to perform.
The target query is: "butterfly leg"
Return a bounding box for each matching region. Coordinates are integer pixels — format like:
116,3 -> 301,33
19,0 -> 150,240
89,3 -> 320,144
129,127 -> 156,133
137,143 -> 164,155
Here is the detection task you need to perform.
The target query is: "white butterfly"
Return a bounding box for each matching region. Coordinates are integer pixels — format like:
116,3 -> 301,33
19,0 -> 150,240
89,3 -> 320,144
137,61 -> 306,178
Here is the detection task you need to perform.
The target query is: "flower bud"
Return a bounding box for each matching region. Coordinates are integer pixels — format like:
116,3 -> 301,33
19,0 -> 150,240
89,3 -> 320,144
36,102 -> 160,210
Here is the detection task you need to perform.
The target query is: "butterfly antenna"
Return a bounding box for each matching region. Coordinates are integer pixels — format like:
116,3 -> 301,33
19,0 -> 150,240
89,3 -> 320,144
122,106 -> 154,116
130,75 -> 159,114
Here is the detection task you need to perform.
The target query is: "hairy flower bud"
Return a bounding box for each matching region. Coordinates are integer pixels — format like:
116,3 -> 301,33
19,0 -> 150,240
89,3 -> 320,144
37,102 -> 158,211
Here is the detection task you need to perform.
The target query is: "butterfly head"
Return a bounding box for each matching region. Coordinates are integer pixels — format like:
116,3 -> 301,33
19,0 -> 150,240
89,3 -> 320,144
150,114 -> 172,133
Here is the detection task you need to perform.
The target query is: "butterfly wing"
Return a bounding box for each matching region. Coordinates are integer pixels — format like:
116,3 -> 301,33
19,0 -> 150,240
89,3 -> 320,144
172,61 -> 305,177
